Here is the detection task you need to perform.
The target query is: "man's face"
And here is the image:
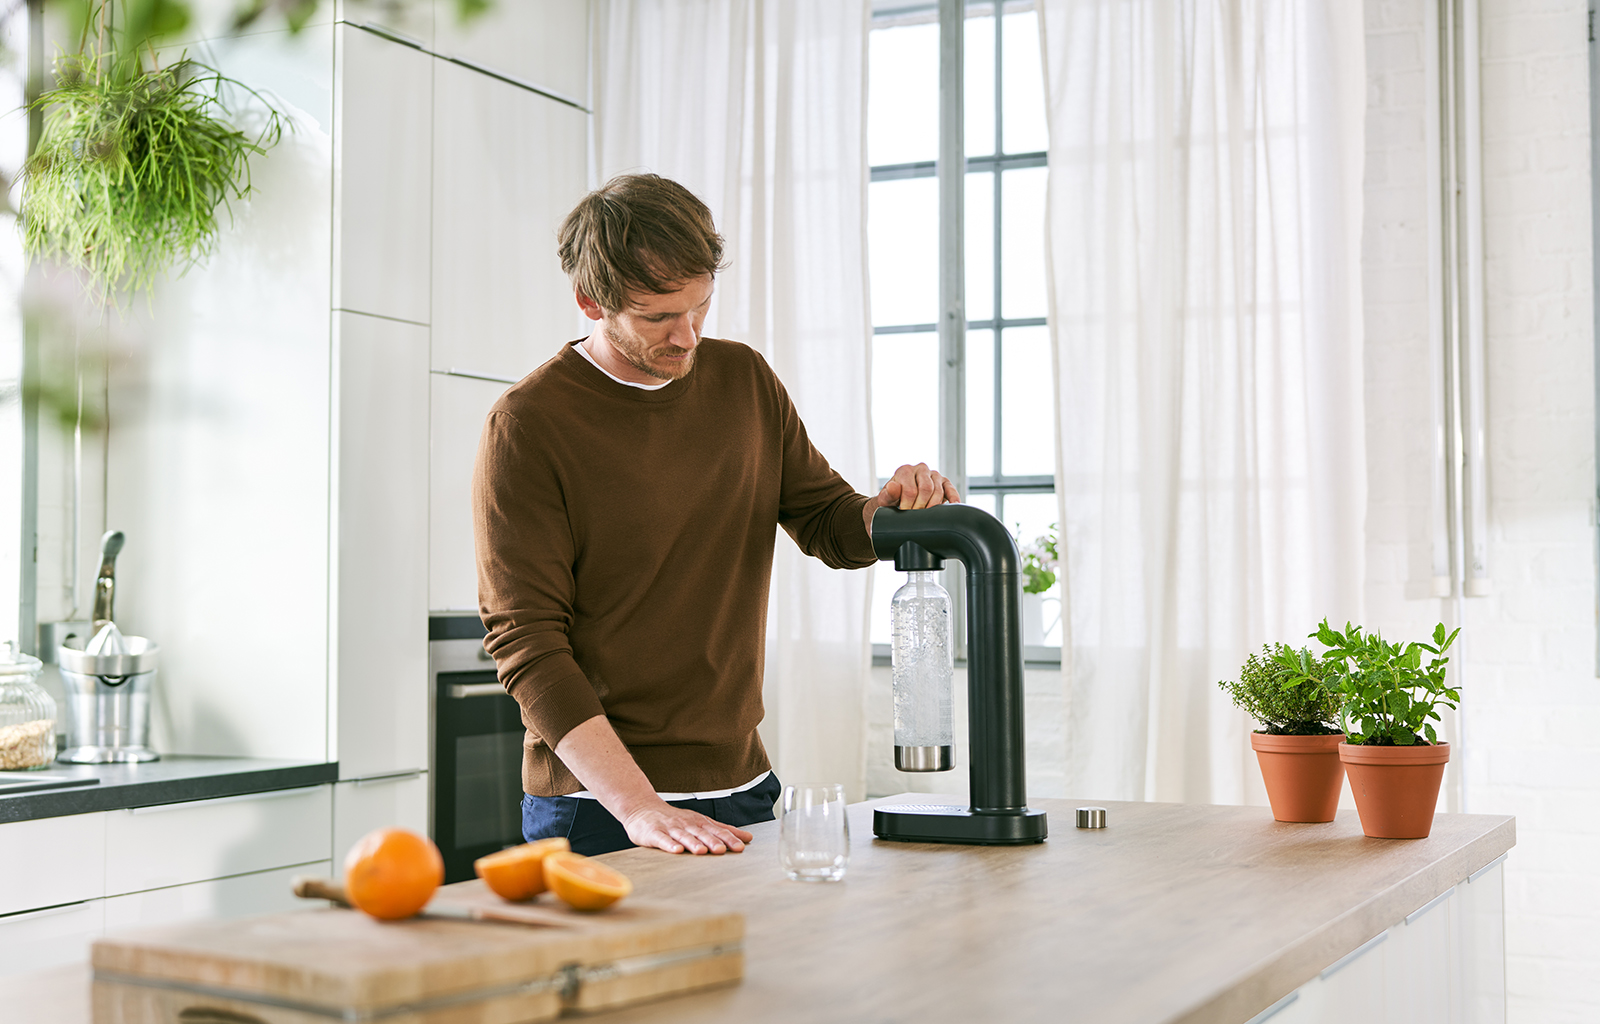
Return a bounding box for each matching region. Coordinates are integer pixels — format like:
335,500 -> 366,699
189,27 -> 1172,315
584,274 -> 714,384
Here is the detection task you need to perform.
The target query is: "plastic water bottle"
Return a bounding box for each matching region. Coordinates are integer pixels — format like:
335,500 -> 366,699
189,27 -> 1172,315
890,571 -> 954,772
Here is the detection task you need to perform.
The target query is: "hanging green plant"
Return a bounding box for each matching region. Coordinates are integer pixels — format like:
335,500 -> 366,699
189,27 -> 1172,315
21,2 -> 285,300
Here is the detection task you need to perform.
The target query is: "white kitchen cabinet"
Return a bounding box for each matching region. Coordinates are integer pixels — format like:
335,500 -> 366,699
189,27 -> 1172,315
334,313 -> 431,778
334,25 -> 433,325
433,0 -> 590,104
105,786 -> 332,896
102,862 -> 331,934
431,59 -> 590,382
332,772 -> 430,870
1244,859 -> 1507,1024
1455,859 -> 1507,1023
0,812 -> 106,916
336,0 -> 434,47
430,373 -> 510,611
0,784 -> 337,978
0,899 -> 105,976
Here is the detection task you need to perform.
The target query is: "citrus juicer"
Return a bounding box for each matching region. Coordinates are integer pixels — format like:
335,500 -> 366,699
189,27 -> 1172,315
57,530 -> 161,763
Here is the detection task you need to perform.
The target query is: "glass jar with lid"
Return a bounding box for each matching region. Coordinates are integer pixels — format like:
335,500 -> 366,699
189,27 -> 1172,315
0,641 -> 58,770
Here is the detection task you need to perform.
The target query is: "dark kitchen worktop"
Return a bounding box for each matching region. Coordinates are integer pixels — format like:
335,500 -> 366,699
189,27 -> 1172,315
0,756 -> 339,824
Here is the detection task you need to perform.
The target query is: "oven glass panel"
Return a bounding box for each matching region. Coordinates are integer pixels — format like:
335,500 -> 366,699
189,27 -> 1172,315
435,668 -> 526,882
455,731 -> 524,848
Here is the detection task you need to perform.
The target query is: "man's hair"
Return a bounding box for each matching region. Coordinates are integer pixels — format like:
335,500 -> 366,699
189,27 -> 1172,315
558,174 -> 728,312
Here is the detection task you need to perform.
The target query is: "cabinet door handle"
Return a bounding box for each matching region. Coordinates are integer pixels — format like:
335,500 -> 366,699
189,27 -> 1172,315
2,900 -> 92,922
127,785 -> 325,814
351,769 -> 424,787
448,682 -> 510,699
443,368 -> 517,385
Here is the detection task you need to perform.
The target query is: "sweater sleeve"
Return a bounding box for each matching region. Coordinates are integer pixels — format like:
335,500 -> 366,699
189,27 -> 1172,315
472,409 -> 606,749
768,369 -> 880,570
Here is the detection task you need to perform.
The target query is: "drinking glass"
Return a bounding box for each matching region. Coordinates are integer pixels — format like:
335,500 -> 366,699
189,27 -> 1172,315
779,783 -> 849,882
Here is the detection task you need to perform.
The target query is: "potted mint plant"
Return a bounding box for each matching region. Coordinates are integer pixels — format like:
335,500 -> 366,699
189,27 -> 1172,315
1219,644 -> 1344,822
1312,619 -> 1461,839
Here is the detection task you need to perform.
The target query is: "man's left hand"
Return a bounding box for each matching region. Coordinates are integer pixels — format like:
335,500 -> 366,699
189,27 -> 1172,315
864,463 -> 961,536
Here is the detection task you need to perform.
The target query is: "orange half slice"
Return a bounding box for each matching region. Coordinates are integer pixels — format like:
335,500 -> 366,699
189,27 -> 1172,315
544,851 -> 633,911
474,837 -> 571,901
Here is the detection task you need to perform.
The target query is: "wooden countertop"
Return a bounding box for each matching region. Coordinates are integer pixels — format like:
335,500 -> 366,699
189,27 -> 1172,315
599,795 -> 1513,1024
1,795 -> 1513,1024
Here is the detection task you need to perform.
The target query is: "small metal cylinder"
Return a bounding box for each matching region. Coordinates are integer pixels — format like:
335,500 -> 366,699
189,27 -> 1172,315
1075,806 -> 1107,829
895,745 -> 955,772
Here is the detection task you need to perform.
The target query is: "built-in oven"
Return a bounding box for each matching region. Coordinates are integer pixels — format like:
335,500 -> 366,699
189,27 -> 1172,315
429,614 -> 526,883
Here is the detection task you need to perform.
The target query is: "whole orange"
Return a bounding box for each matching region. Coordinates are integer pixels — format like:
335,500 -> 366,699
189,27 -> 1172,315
343,827 -> 444,920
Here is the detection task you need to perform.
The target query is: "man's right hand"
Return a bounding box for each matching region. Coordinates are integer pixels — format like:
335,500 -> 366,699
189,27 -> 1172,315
554,714 -> 755,855
619,803 -> 753,855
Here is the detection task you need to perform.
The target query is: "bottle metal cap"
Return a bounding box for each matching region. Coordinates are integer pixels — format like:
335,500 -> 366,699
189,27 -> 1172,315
1075,806 -> 1107,829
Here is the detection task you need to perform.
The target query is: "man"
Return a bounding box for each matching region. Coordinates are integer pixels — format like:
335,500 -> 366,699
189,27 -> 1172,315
473,173 -> 958,857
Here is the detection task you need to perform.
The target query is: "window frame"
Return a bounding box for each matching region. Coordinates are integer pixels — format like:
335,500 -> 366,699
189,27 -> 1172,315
869,0 -> 1059,665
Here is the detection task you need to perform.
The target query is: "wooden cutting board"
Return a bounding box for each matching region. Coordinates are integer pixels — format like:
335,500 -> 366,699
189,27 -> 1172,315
90,880 -> 743,1024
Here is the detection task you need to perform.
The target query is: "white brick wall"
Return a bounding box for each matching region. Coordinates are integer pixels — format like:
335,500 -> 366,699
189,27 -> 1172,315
1364,2 -> 1600,1020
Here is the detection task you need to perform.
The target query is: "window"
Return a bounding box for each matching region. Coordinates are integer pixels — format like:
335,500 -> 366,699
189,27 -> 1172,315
867,1 -> 1061,656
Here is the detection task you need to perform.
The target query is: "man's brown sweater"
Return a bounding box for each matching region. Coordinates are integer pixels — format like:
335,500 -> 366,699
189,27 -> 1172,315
473,339 -> 877,797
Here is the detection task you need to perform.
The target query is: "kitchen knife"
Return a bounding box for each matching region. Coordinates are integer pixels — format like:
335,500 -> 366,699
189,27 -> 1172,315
292,875 -> 578,928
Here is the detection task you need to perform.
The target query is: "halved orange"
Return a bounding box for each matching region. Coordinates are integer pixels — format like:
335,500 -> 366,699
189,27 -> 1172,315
544,851 -> 633,911
474,837 -> 571,901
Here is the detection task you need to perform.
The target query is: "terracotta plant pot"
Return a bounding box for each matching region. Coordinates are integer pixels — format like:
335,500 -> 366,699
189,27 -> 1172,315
1251,732 -> 1345,823
1339,741 -> 1450,839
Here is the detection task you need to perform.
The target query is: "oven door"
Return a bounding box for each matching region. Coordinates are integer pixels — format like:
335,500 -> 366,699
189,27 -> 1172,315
429,625 -> 526,883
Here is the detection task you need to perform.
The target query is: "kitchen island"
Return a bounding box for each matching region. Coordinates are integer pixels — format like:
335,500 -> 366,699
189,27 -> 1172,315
2,794 -> 1513,1024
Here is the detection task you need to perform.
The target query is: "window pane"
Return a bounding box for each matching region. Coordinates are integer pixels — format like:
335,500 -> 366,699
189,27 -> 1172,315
1001,9 -> 1049,155
966,328 -> 994,478
1005,492 -> 1058,563
1000,325 -> 1055,476
965,171 -> 994,323
869,177 -> 940,327
1000,166 -> 1048,321
872,330 -> 940,474
869,21 -> 939,166
965,6 -> 995,158
1004,490 -> 1063,648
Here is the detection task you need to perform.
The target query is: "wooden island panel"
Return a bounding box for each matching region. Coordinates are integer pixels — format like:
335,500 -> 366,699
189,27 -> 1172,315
594,795 -> 1513,1024
0,796 -> 1512,1024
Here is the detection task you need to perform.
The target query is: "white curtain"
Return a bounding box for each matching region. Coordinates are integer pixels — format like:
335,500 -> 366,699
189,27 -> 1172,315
593,1 -> 876,799
1037,1 -> 1367,804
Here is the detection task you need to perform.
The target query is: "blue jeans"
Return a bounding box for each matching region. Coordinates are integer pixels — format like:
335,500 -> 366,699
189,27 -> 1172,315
521,773 -> 783,856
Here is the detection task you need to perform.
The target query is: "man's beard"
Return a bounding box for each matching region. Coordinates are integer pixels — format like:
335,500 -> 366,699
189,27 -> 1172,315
606,324 -> 696,381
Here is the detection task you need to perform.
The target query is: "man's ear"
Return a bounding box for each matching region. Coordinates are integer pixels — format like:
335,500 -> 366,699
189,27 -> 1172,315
575,287 -> 605,321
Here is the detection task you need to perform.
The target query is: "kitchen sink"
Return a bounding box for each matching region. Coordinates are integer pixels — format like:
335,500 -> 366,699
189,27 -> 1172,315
0,773 -> 99,795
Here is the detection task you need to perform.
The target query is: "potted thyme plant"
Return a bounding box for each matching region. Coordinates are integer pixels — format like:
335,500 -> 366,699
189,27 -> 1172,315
1219,644 -> 1345,823
1312,619 -> 1461,839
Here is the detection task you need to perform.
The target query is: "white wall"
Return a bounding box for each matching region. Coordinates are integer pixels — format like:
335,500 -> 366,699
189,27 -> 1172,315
1363,2 -> 1599,1021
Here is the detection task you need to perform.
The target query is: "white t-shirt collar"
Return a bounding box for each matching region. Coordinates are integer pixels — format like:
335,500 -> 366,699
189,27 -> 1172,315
575,338 -> 672,391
